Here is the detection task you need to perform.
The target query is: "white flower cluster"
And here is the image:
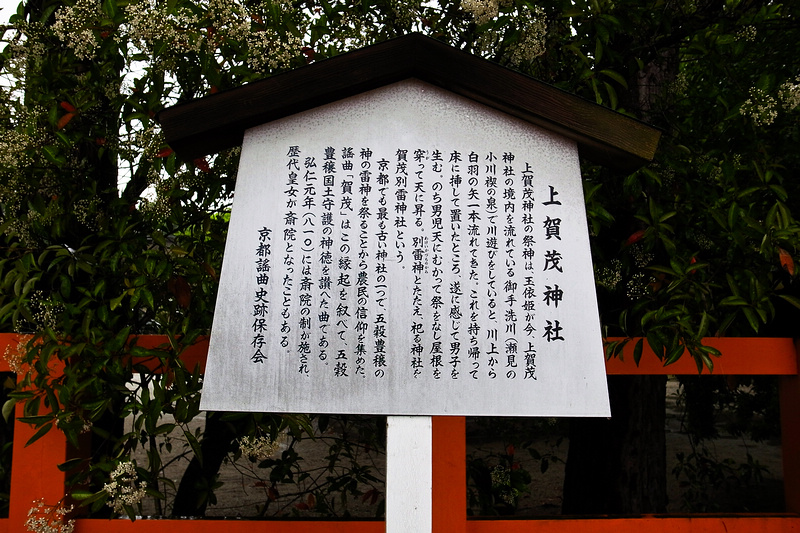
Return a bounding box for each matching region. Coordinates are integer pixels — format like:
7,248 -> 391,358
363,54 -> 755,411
126,0 -> 202,56
327,10 -> 373,51
739,78 -> 800,126
0,104 -> 46,172
0,129 -> 33,169
460,1 -> 547,65
3,340 -> 25,374
736,25 -> 757,42
596,258 -> 623,290
740,87 -> 778,126
137,178 -> 173,222
626,271 -> 648,300
461,0 -> 512,25
687,229 -> 714,250
126,0 -> 250,57
125,0 -> 172,51
73,198 -> 99,230
739,76 -> 800,126
698,235 -> 714,250
507,6 -> 548,66
103,461 -> 148,514
630,244 -> 654,268
247,29 -> 303,71
490,464 -> 510,487
388,0 -> 422,29
130,124 -> 163,162
51,0 -> 103,60
3,22 -> 48,78
25,499 -> 74,533
668,71 -> 689,96
708,165 -> 723,183
205,0 -> 251,42
0,145 -> 65,246
238,434 -> 284,462
29,291 -> 63,332
779,76 -> 800,111
489,465 -> 518,505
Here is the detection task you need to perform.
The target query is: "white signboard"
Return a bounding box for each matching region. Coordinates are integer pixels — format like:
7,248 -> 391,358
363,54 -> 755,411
200,79 -> 610,417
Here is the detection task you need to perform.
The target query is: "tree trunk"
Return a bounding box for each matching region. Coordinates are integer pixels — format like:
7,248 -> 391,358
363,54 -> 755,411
172,412 -> 237,517
562,375 -> 667,514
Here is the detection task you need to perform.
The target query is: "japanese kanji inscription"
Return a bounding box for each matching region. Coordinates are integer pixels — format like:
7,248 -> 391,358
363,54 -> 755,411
200,79 -> 610,416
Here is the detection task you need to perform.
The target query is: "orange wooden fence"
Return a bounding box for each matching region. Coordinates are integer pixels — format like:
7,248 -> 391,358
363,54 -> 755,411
0,333 -> 798,532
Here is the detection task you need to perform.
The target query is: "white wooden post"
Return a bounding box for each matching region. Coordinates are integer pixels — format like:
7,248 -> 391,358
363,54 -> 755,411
386,415 -> 432,533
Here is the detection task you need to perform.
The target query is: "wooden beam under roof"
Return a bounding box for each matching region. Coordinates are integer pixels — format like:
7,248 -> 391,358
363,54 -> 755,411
159,33 -> 660,171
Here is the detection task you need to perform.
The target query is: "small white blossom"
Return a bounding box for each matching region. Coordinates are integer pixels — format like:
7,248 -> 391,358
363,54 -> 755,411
668,71 -> 689,96
779,76 -> 800,111
103,461 -> 148,514
238,434 -> 285,462
462,0 -> 511,25
626,271 -> 648,300
247,30 -> 303,71
507,6 -> 548,66
51,0 -> 103,60
25,499 -> 74,533
736,25 -> 757,42
0,129 -> 33,169
596,259 -> 623,290
126,0 -> 253,59
2,340 -> 25,374
29,291 -> 64,332
630,244 -> 654,268
489,465 -> 519,505
73,198 -> 99,231
740,87 -> 778,126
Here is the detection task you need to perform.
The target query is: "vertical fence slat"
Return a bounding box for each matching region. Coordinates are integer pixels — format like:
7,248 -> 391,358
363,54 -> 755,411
9,393 -> 68,530
386,415 -> 432,533
432,416 -> 467,533
780,340 -> 800,514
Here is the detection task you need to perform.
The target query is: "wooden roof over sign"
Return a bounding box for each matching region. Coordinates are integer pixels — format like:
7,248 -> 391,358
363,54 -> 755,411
159,33 -> 660,171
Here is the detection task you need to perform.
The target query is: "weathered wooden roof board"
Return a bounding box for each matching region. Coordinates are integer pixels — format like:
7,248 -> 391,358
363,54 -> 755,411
159,33 -> 660,170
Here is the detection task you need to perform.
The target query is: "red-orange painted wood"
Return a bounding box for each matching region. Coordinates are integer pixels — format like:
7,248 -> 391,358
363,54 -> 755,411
432,416 -> 467,533
781,347 -> 800,513
0,333 -> 797,532
125,335 -> 209,373
466,516 -> 800,532
0,334 -> 208,374
0,515 -> 791,533
71,519 -> 383,532
0,515 -> 797,532
2,334 -> 796,376
604,337 -> 798,375
0,333 -> 27,373
8,378 -> 69,531
132,334 -> 800,376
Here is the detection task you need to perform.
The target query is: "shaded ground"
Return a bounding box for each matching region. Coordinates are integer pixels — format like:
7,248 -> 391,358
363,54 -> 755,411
465,378 -> 784,516
135,378 -> 784,518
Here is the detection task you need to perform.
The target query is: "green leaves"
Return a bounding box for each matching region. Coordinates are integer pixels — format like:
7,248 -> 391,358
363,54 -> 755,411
0,0 -> 797,519
721,272 -> 775,333
25,421 -> 53,447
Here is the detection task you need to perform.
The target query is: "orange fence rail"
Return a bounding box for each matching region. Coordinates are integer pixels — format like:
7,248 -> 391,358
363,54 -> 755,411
0,334 -> 798,532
